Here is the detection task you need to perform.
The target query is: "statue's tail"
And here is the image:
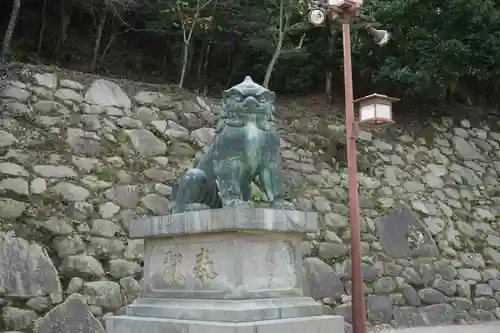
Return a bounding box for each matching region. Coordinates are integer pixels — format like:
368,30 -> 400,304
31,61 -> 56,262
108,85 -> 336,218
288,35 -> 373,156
170,152 -> 203,207
171,182 -> 179,200
193,151 -> 203,167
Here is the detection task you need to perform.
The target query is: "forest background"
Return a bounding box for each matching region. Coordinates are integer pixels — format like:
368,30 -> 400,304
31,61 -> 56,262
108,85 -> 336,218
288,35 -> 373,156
1,0 -> 500,109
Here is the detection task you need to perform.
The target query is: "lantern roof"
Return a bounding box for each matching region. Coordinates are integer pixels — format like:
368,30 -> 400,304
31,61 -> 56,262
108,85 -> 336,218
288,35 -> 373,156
330,0 -> 363,13
353,93 -> 400,104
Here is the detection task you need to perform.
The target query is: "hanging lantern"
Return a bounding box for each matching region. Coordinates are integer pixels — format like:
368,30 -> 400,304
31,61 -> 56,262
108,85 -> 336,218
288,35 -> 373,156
354,93 -> 399,127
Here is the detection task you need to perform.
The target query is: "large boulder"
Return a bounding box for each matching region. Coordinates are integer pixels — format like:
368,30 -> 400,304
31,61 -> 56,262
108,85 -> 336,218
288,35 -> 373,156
303,257 -> 344,301
85,79 -> 131,109
0,232 -> 62,298
33,293 -> 105,333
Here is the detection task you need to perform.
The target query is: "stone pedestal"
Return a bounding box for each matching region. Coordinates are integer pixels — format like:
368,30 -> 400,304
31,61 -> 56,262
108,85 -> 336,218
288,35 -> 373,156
106,208 -> 344,333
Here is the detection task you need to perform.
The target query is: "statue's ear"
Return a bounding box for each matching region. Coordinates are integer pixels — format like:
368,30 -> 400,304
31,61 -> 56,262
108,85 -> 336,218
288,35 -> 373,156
268,91 -> 276,103
221,91 -> 229,108
269,105 -> 275,122
215,118 -> 225,133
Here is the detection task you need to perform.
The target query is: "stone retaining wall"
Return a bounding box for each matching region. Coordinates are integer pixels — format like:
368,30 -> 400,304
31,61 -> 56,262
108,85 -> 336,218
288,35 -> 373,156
0,67 -> 499,332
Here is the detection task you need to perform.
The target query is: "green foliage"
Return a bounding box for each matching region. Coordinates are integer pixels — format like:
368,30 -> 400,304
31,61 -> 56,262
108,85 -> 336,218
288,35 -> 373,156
353,0 -> 500,101
2,0 -> 500,103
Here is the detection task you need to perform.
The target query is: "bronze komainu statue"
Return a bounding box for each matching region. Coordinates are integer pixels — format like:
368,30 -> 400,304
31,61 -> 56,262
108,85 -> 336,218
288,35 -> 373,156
170,76 -> 294,213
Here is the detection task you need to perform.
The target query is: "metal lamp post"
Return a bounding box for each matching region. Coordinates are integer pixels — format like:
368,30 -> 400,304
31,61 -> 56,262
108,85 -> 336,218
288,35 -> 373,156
308,2 -> 397,333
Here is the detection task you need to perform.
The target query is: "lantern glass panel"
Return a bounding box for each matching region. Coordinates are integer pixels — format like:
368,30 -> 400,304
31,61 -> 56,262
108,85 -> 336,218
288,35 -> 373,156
376,103 -> 391,120
360,104 -> 375,121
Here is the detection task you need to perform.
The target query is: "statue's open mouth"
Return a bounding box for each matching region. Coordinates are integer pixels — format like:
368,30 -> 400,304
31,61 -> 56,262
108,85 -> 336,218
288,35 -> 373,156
242,107 -> 266,115
238,96 -> 267,114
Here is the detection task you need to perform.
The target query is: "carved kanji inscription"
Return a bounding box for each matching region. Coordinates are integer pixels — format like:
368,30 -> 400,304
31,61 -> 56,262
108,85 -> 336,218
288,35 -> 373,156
192,247 -> 217,282
163,250 -> 185,284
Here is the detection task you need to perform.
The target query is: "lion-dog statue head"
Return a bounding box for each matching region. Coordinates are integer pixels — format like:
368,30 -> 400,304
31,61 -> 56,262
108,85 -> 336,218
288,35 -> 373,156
216,76 -> 276,132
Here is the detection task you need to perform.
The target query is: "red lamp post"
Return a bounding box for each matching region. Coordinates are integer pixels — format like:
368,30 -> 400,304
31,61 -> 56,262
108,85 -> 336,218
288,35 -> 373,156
308,3 -> 398,333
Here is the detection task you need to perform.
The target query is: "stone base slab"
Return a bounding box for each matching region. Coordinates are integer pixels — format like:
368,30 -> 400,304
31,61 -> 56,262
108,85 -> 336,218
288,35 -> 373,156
125,297 -> 323,322
130,208 -> 318,238
142,232 -> 304,300
106,314 -> 345,333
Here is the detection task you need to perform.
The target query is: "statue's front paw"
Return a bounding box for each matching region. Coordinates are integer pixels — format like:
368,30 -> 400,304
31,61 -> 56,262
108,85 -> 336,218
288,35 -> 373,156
271,200 -> 297,211
170,202 -> 210,214
224,199 -> 254,209
184,203 -> 211,212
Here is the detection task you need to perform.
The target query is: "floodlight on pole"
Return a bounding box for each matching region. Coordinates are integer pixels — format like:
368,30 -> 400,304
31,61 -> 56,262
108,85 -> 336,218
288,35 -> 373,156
367,26 -> 391,46
308,8 -> 327,25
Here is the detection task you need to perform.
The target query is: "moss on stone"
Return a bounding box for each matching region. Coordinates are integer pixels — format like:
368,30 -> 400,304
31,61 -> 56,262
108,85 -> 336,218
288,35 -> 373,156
28,135 -> 69,154
116,129 -> 129,143
124,157 -> 149,172
251,192 -> 267,204
97,166 -> 118,182
100,137 -> 123,157
419,125 -> 438,146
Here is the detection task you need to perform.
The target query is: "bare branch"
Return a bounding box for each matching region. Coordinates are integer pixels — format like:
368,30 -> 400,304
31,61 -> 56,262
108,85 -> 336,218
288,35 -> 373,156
177,0 -> 188,42
295,32 -> 305,50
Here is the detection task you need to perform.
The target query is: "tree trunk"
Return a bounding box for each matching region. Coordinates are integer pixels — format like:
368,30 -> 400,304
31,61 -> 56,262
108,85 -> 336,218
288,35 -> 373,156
100,19 -> 133,69
160,35 -> 171,71
325,24 -> 336,105
197,40 -> 207,88
199,0 -> 217,92
60,8 -> 73,53
187,40 -> 195,80
179,17 -> 196,89
179,41 -> 190,88
263,0 -> 286,88
263,37 -> 283,88
91,10 -> 107,72
1,0 -> 22,61
37,0 -> 47,55
225,50 -> 233,87
201,40 -> 212,93
99,31 -> 116,68
227,60 -> 238,88
54,0 -> 73,63
326,71 -> 333,104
